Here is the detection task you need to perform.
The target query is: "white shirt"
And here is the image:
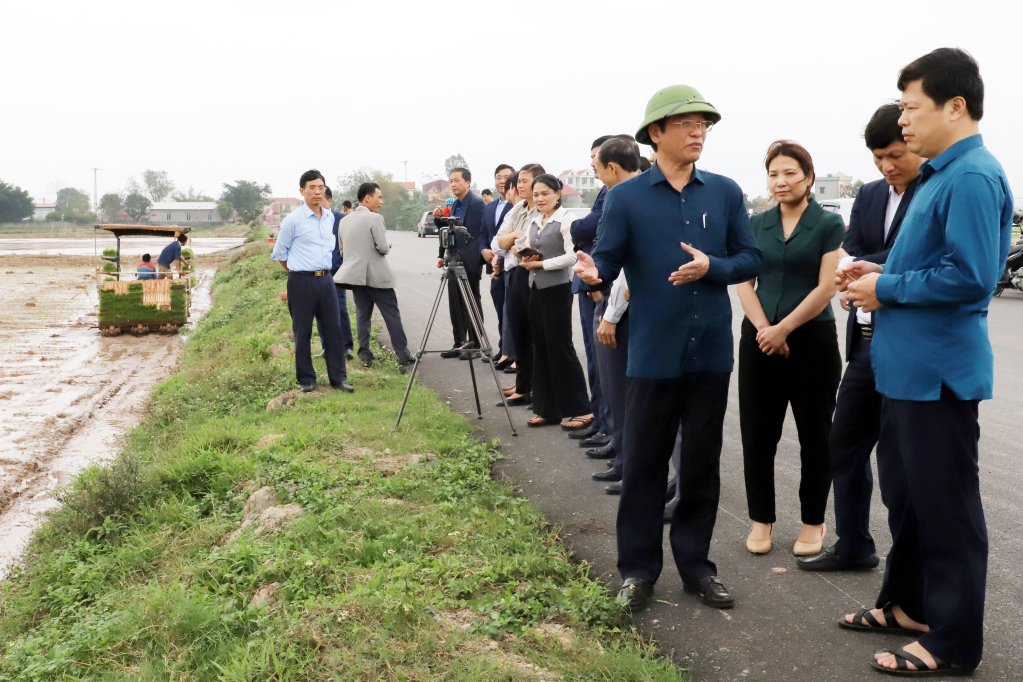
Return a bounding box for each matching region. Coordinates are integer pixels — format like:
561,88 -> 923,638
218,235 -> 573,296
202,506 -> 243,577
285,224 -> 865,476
603,270 -> 629,323
842,185 -> 906,326
491,200 -> 537,271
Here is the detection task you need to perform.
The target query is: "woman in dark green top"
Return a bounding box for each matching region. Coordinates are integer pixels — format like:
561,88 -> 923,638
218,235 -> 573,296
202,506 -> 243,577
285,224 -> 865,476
737,140 -> 844,557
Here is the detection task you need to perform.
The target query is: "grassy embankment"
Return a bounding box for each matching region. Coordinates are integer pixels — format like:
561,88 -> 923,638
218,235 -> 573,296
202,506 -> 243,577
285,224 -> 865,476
0,242 -> 685,681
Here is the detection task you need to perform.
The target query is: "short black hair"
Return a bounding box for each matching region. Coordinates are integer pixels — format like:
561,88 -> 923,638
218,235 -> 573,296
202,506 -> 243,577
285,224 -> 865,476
638,157 -> 652,172
357,182 -> 381,202
324,186 -> 333,200
342,200 -> 352,209
897,47 -> 983,121
300,169 -> 325,188
519,163 -> 545,178
505,172 -> 519,194
598,137 -> 642,172
591,135 -> 614,150
450,167 -> 471,183
177,234 -> 188,243
864,103 -> 906,150
494,164 -> 514,176
481,188 -> 492,196
142,253 -> 151,262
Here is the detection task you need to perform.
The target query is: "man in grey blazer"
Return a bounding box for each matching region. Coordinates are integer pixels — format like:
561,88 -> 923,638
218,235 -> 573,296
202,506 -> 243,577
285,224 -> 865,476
334,182 -> 414,368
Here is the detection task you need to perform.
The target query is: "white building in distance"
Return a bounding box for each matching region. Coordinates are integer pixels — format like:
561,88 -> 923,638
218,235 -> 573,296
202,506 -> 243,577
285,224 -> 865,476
559,169 -> 600,194
149,201 -> 220,225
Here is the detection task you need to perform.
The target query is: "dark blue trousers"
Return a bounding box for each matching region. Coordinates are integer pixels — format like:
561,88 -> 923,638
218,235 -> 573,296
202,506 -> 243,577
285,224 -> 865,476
592,298 -> 629,473
318,284 -> 354,354
287,271 -> 347,386
617,372 -> 730,585
578,292 -> 610,434
490,273 -> 507,357
829,326 -> 883,559
876,385 -> 987,668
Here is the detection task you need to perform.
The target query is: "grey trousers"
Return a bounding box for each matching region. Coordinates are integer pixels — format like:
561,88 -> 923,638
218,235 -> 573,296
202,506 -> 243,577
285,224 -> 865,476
350,285 -> 410,362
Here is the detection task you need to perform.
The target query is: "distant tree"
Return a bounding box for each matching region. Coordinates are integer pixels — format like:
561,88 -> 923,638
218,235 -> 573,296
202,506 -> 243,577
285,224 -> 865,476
0,181 -> 35,222
99,193 -> 124,222
337,168 -> 429,231
221,180 -> 271,224
171,185 -> 214,202
56,187 -> 92,214
581,189 -> 600,208
216,200 -> 234,222
143,169 -> 175,202
124,175 -> 143,196
444,154 -> 468,175
850,179 -> 864,198
124,192 -> 151,222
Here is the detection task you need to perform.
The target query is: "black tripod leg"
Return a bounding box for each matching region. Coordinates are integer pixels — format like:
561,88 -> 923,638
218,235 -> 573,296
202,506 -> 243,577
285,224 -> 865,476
454,276 -> 483,418
456,270 -> 518,437
396,272 -> 448,429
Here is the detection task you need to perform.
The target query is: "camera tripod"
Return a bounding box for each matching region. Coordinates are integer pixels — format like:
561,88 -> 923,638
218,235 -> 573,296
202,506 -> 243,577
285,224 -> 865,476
395,259 -> 518,435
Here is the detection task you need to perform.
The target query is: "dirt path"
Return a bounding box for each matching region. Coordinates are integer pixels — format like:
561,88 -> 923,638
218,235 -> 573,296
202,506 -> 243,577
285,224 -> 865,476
0,266 -> 215,573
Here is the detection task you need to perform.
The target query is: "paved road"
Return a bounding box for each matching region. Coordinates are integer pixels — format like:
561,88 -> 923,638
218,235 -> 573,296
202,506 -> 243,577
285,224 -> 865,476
381,231 -> 1021,681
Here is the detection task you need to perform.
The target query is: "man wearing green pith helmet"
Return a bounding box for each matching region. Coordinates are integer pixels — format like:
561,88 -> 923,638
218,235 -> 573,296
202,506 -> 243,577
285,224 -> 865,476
576,85 -> 762,612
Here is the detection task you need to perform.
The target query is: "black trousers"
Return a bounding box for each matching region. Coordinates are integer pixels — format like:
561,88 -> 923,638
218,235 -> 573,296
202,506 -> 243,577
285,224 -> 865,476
578,292 -> 610,435
527,282 -> 590,421
500,270 -> 515,360
506,267 -> 533,395
830,324 -> 884,558
739,319 -> 841,525
448,269 -> 482,348
350,285 -> 410,362
286,271 -> 347,386
489,272 -> 506,356
317,284 -> 354,354
617,372 -> 730,585
876,386 -> 987,668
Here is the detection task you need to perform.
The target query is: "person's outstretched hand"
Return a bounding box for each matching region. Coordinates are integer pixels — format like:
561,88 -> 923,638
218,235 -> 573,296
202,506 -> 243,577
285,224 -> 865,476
669,242 -> 710,285
573,252 -> 602,285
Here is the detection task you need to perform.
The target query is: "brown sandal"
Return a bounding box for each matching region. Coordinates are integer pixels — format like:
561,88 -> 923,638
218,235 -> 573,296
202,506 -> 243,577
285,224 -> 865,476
560,414 -> 594,431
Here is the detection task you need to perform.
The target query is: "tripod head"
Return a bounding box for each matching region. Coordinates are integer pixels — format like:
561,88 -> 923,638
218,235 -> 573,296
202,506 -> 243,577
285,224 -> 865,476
439,218 -> 473,267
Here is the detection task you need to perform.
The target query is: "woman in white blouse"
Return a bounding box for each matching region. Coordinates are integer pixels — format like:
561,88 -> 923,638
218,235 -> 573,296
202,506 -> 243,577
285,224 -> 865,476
517,174 -> 592,428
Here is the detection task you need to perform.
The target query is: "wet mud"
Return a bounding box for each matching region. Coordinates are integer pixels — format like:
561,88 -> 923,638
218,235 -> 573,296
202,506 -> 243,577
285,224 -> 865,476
0,264 -> 215,574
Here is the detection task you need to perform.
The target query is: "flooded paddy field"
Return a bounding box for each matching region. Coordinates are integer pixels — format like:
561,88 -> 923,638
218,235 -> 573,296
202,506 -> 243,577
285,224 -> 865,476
0,247 -> 230,573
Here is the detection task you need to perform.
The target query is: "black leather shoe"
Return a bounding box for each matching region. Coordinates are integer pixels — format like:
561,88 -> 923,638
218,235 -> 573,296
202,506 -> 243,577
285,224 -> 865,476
579,433 -> 611,448
505,393 -> 532,406
796,544 -> 880,572
617,578 -> 654,612
300,383 -> 316,392
586,443 -> 615,459
345,349 -> 354,360
592,468 -> 622,482
439,348 -> 462,358
663,496 -> 678,524
396,354 -> 416,366
567,423 -> 598,440
495,358 -> 513,371
605,481 -> 622,495
332,381 -> 354,393
503,366 -> 518,374
683,576 -> 734,609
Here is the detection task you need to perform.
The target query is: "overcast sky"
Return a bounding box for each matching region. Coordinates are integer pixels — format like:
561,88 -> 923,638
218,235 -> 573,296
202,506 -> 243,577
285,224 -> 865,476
4,1 -> 1020,205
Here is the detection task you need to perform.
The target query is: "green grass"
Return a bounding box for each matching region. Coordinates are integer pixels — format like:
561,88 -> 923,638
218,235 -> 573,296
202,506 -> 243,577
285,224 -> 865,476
0,243 -> 687,682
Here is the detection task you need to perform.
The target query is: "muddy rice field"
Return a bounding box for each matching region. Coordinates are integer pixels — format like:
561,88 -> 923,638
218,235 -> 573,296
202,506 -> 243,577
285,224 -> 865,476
0,244 -> 234,573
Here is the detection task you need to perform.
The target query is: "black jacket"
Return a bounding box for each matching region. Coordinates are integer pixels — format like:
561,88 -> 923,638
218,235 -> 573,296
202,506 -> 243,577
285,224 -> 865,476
436,192 -> 487,278
843,176 -> 919,356
479,199 -> 514,275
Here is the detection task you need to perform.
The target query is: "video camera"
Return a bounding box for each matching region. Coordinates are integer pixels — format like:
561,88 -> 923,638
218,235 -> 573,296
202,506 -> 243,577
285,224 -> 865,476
439,217 -> 474,264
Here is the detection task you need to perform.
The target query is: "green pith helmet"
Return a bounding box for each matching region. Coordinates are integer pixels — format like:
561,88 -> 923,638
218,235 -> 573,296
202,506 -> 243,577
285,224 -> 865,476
636,84 -> 721,145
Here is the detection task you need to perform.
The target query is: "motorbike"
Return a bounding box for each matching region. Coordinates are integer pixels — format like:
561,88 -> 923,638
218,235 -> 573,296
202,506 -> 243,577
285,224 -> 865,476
994,210 -> 1023,297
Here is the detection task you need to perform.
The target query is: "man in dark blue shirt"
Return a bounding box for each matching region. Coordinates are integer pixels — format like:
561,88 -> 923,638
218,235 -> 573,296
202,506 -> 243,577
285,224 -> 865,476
577,85 -> 761,613
157,234 -> 188,272
434,167 -> 486,359
843,49 -> 1012,676
317,187 -> 354,360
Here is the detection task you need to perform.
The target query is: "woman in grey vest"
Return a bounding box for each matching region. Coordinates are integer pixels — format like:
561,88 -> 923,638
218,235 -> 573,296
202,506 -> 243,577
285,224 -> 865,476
518,174 -> 592,427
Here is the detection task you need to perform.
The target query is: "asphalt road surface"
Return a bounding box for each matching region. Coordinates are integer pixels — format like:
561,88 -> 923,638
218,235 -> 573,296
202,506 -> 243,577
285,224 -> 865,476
381,231 -> 1021,681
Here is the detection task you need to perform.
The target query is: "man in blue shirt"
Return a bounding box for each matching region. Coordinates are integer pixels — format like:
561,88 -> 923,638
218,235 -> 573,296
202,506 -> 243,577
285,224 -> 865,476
157,234 -> 188,272
271,169 -> 353,393
576,85 -> 761,612
434,167 -> 486,359
844,49 -> 1012,675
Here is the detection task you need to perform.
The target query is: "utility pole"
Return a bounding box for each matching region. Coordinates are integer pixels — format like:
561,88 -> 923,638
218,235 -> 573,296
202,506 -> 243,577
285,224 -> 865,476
93,168 -> 98,212
402,160 -> 408,183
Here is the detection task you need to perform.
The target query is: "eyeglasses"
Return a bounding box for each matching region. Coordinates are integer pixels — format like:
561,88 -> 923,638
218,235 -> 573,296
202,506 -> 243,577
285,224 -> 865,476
306,185 -> 326,192
666,120 -> 715,133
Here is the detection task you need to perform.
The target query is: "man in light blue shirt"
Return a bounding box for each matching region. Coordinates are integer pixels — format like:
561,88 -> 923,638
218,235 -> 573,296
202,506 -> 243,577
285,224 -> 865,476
843,48 -> 1012,675
272,169 -> 352,393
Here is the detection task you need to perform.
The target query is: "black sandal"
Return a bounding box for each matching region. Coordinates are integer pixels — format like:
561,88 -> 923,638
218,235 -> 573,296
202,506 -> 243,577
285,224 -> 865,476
839,605 -> 920,637
869,646 -> 975,677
